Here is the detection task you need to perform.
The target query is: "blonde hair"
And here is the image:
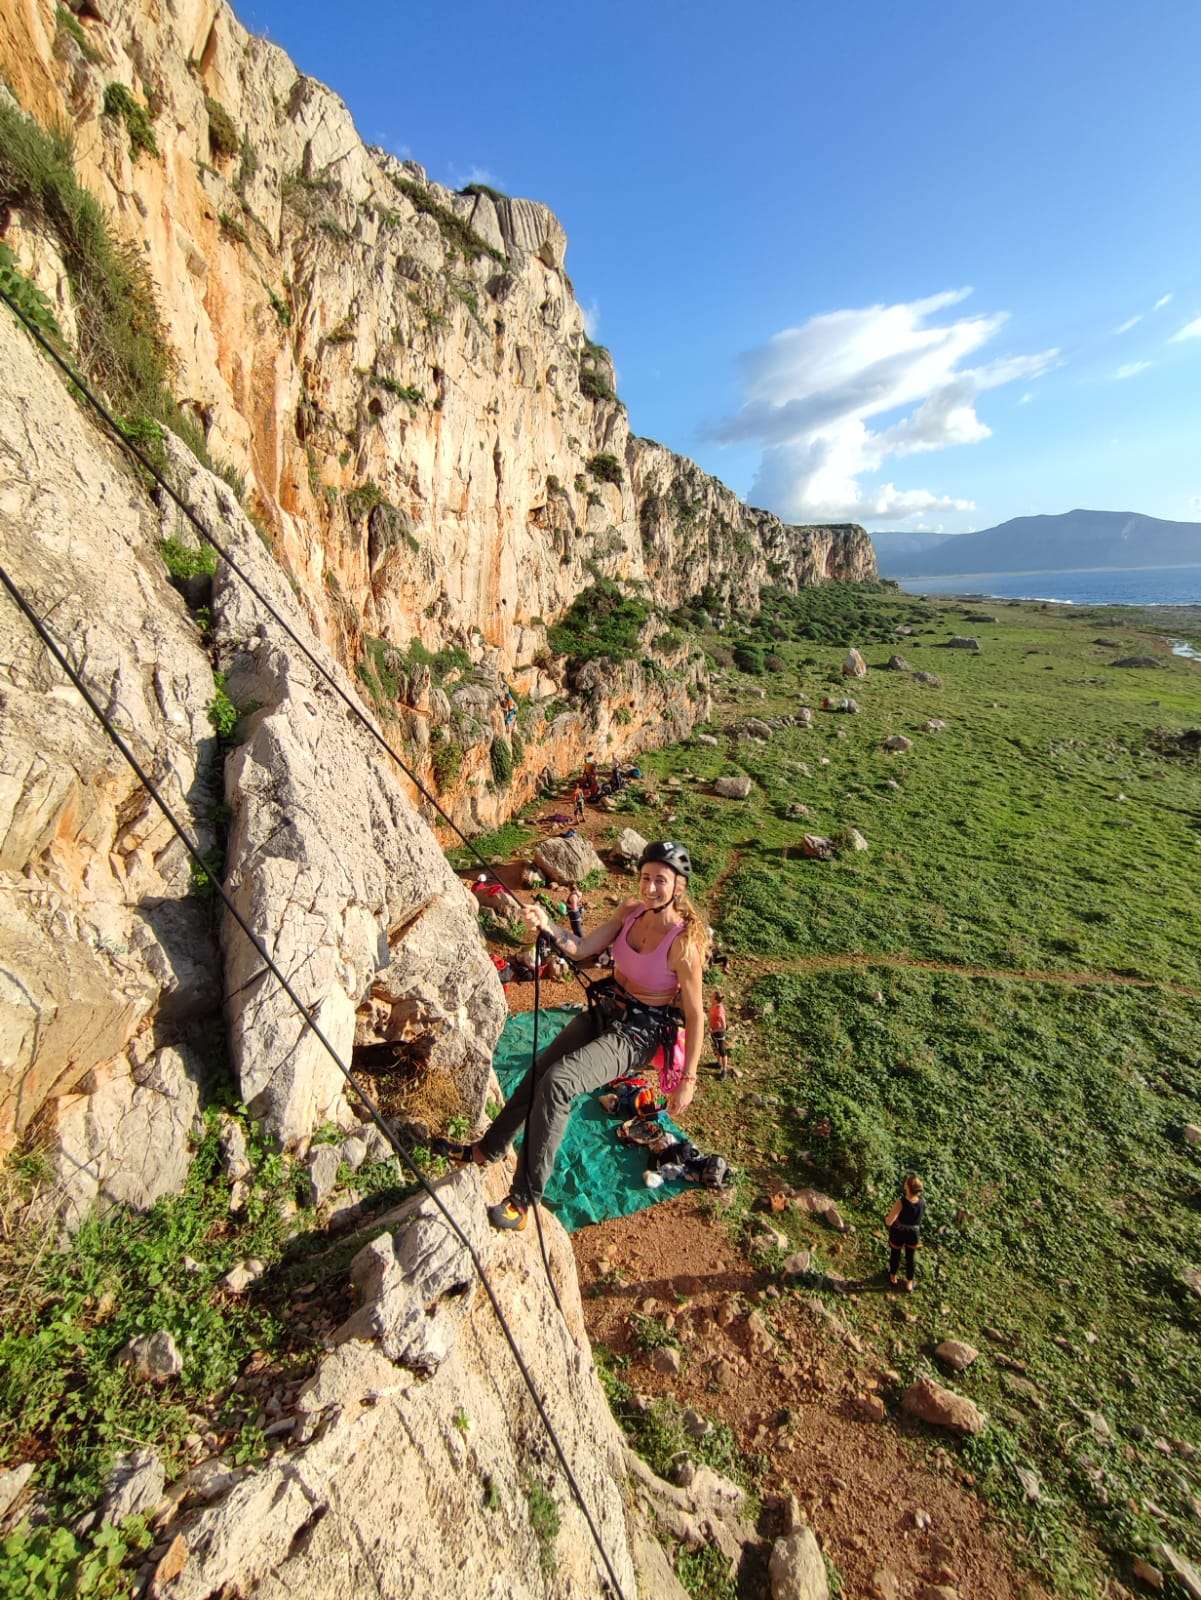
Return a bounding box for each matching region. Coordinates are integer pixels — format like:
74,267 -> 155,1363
671,882 -> 711,971
904,1173 -> 924,1197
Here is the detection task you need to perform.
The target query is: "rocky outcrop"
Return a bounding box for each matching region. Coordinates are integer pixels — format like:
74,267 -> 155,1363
148,1164 -> 683,1599
1,0 -> 874,838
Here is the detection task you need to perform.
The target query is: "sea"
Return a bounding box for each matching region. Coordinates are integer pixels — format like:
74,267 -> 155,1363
892,564 -> 1201,607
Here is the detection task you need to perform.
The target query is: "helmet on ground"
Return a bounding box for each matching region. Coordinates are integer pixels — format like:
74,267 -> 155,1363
639,840 -> 692,879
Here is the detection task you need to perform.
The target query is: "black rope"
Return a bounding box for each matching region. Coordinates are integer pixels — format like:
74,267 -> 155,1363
0,574 -> 626,1594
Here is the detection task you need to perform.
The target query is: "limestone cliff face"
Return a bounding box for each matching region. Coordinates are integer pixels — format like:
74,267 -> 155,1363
1,0 -> 874,831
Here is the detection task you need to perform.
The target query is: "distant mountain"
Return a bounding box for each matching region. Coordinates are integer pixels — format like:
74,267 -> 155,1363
871,531 -> 954,571
880,510 -> 1201,577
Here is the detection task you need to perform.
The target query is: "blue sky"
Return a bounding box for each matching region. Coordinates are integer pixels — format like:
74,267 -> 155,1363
240,0 -> 1201,535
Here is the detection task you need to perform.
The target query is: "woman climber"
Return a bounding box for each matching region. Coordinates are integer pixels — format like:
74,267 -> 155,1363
438,841 -> 708,1231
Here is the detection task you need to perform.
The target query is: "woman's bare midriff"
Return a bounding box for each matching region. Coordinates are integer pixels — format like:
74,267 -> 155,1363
614,967 -> 679,1007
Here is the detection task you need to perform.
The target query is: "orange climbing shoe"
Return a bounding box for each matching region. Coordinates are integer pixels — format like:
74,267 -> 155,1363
487,1195 -> 529,1231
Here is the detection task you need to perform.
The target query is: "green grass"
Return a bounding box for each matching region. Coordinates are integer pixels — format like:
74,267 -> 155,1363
204,96 -> 239,161
101,84 -> 157,162
389,175 -> 506,264
587,451 -> 623,486
547,576 -> 651,668
55,5 -> 103,64
623,595 -> 1201,1594
448,817 -> 538,870
522,1478 -> 560,1576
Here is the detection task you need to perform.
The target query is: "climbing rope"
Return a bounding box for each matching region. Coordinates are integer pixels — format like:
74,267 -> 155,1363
0,297 -> 629,1598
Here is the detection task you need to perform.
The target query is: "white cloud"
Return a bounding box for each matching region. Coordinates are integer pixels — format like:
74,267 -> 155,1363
1170,315 -> 1201,343
1154,293 -> 1174,311
712,290 -> 1058,524
582,300 -> 601,338
1113,314 -> 1143,334
1114,360 -> 1152,379
1018,392 -> 1034,404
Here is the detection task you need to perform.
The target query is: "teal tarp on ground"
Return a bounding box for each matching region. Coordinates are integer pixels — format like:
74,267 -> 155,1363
493,1006 -> 688,1232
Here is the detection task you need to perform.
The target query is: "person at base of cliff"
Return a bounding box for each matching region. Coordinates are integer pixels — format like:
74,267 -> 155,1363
708,989 -> 729,1077
435,842 -> 708,1231
566,885 -> 584,939
537,764 -> 554,797
884,1173 -> 925,1291
582,752 -> 599,798
571,784 -> 585,823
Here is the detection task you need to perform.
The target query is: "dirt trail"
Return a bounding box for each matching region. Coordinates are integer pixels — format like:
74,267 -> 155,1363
739,949 -> 1201,998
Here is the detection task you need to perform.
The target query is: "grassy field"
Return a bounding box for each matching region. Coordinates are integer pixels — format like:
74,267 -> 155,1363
601,589 -> 1201,1595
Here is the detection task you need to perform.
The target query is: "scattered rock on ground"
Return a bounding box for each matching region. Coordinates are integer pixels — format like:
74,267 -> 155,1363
1015,1466 -> 1041,1502
120,1330 -> 184,1381
1181,1267 -> 1201,1300
0,1463 -> 35,1523
781,1250 -> 812,1277
714,775 -> 753,799
221,1259 -> 266,1295
854,1394 -> 887,1423
650,1346 -> 682,1376
1181,1124 -> 1201,1147
534,833 -> 604,885
925,718 -> 949,732
914,671 -> 943,686
843,648 -> 868,679
696,733 -> 719,746
305,1143 -> 342,1207
885,655 -> 911,671
801,835 -> 835,860
797,707 -> 814,726
769,1526 -> 829,1600
742,717 -> 773,741
1158,1545 -> 1201,1598
1111,657 -> 1161,669
944,637 -> 981,652
615,827 -> 649,863
842,829 -> 869,852
901,1376 -> 986,1436
883,735 -> 913,752
99,1449 -> 165,1525
1131,1557 -> 1164,1590
218,1116 -> 252,1181
935,1340 -> 978,1374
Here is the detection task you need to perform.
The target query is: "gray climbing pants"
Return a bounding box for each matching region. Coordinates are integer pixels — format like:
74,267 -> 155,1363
480,1010 -> 656,1205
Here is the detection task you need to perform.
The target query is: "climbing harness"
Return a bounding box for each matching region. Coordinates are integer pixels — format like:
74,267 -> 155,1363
0,287 -> 632,1599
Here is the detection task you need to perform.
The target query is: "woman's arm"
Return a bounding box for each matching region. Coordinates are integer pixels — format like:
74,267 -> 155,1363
665,944 -> 705,1116
883,1199 -> 901,1227
523,898 -> 637,962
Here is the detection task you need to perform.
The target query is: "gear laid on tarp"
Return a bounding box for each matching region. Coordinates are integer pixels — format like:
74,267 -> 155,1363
492,1006 -> 693,1231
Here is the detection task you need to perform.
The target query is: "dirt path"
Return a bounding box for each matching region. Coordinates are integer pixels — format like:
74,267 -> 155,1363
737,949 -> 1201,998
572,1194 -> 1050,1600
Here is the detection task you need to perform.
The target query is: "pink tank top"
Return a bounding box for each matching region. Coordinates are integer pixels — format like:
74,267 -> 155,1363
613,909 -> 684,996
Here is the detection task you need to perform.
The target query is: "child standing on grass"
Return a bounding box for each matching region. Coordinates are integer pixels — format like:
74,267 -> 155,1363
884,1174 -> 925,1291
709,990 -> 729,1077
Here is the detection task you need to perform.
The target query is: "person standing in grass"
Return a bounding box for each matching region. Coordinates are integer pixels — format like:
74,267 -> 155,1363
566,884 -> 584,939
884,1174 -> 925,1290
709,989 -> 730,1077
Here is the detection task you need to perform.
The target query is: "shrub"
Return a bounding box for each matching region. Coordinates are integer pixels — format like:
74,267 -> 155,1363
373,376 -> 424,404
579,364 -> 615,403
0,242 -> 65,350
733,643 -> 765,674
159,535 -> 216,580
545,474 -> 561,494
523,1479 -> 560,1577
345,481 -> 385,520
268,289 -> 291,327
587,452 -> 623,486
547,577 -> 650,668
764,652 -> 786,672
102,83 -> 158,161
653,630 -> 683,655
54,6 -> 102,65
218,211 -> 251,248
430,728 -> 464,791
510,728 -> 525,764
489,735 -> 513,787
390,176 -> 505,264
204,95 -> 240,161
206,672 -> 239,737
457,181 -> 510,203
356,635 -> 403,708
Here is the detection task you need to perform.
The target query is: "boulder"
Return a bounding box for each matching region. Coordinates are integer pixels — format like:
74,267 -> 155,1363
901,1376 -> 986,1435
305,1143 -> 342,1207
1183,1124 -> 1201,1147
218,1116 -> 252,1182
120,1330 -> 184,1381
533,834 -> 603,885
742,717 -> 773,741
0,1463 -> 35,1523
913,671 -> 943,687
221,1259 -> 266,1295
944,637 -> 981,652
883,735 -> 912,752
842,648 -> 868,679
841,829 -> 869,852
1158,1545 -> 1201,1599
934,1340 -> 978,1374
99,1449 -> 165,1526
796,707 -> 813,727
1111,657 -> 1161,669
1181,1267 -> 1201,1300
650,1346 -> 682,1376
695,733 -> 719,746
885,655 -> 911,671
615,828 -> 649,863
820,696 -> 859,714
1014,1466 -> 1041,1502
800,835 -> 835,861
714,775 -> 752,800
924,719 -> 948,732
781,1250 -> 812,1277
769,1527 -> 829,1600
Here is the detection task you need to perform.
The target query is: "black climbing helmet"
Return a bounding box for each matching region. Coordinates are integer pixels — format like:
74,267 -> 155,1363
639,840 -> 692,879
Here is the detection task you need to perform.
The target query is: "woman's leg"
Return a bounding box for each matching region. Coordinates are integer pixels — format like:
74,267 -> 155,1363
481,1012 -> 597,1159
888,1246 -> 901,1279
511,1026 -> 645,1205
905,1246 -> 916,1283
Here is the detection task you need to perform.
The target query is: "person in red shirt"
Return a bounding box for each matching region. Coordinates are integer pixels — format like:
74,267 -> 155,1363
709,990 -> 729,1077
